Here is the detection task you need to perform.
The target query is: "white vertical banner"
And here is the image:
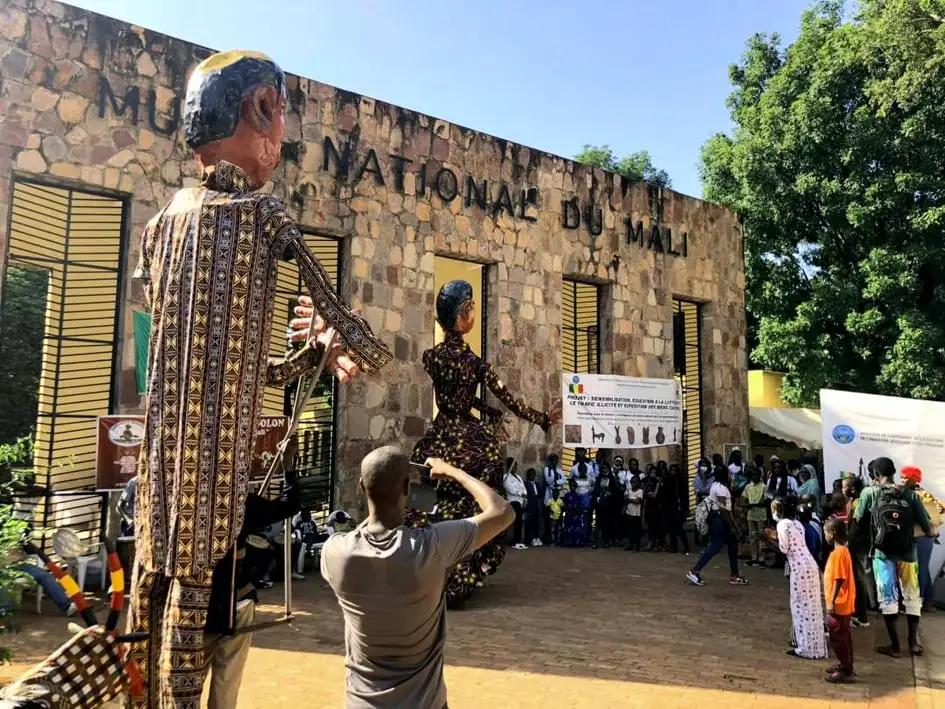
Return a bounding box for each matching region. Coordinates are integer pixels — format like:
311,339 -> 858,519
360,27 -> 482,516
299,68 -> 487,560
561,373 -> 682,450
820,388 -> 945,597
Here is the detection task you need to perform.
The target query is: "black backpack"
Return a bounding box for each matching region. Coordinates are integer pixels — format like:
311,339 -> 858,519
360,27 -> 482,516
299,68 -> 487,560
872,485 -> 915,556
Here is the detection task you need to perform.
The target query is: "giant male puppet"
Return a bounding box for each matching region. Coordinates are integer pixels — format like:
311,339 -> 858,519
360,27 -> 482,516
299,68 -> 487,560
129,50 -> 391,707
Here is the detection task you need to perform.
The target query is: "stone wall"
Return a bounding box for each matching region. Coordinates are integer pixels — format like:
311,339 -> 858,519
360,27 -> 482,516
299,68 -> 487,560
0,0 -> 748,511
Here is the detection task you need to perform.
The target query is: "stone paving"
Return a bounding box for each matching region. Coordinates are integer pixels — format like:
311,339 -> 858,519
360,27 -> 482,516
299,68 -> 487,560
3,546 -> 941,708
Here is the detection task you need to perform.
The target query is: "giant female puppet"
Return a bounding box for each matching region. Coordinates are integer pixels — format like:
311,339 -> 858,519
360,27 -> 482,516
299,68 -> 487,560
409,280 -> 560,607
129,51 -> 391,708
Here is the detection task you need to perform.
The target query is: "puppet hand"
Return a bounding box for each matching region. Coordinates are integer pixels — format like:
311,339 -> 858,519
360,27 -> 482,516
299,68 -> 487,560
294,296 -> 362,384
548,398 -> 563,425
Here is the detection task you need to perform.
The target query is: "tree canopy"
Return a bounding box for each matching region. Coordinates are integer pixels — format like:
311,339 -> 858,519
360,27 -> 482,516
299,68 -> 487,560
575,145 -> 671,187
700,0 -> 945,406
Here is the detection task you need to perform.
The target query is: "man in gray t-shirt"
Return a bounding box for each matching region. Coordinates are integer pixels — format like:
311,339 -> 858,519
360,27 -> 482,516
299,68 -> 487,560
321,447 -> 514,709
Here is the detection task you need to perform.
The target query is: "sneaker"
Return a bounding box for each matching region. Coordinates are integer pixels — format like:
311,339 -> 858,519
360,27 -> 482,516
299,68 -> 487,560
530,539 -> 541,547
851,618 -> 870,629
686,571 -> 704,586
729,575 -> 750,586
66,602 -> 78,617
291,572 -> 305,581
513,543 -> 527,550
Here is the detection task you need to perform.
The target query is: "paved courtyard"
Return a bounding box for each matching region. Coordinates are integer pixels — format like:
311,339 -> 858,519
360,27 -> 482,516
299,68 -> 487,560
3,547 -> 943,708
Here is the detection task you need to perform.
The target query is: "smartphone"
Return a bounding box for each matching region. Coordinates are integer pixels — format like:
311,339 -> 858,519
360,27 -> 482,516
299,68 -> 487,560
409,461 -> 432,485
408,462 -> 436,513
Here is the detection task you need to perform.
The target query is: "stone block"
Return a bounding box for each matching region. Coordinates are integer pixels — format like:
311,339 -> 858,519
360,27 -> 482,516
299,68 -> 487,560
30,86 -> 58,111
107,148 -> 134,167
49,161 -> 80,179
15,149 -> 45,172
136,52 -> 157,77
56,93 -> 88,124
41,134 -> 67,162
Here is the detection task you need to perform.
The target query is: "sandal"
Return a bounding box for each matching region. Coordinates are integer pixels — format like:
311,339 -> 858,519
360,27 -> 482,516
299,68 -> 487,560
729,575 -> 750,586
825,670 -> 856,684
911,644 -> 924,656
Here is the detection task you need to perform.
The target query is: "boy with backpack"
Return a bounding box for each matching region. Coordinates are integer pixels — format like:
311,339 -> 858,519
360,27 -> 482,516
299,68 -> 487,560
853,457 -> 934,657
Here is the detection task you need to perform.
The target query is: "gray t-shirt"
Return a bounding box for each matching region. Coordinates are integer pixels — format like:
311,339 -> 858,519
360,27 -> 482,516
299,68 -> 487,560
321,519 -> 478,709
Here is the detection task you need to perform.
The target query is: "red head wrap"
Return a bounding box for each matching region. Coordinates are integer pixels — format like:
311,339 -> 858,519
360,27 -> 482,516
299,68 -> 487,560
900,465 -> 922,484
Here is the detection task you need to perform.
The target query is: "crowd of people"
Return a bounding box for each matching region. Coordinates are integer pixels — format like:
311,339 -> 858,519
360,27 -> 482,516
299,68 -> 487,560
501,449 -> 694,552
498,447 -> 944,685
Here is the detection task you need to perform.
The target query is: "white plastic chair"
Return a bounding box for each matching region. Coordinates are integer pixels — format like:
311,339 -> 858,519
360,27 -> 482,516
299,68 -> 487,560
71,546 -> 107,592
52,528 -> 107,591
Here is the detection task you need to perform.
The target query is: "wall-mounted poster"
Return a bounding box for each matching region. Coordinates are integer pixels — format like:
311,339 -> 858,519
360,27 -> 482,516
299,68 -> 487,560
96,416 -> 145,488
252,415 -> 289,484
561,374 -> 682,450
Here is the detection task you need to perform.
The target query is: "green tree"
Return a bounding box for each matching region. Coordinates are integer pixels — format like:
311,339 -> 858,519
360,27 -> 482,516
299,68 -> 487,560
575,145 -> 671,187
0,266 -> 47,443
700,0 -> 945,406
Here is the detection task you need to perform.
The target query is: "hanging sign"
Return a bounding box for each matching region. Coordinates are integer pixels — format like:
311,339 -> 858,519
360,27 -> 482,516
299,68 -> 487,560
561,374 -> 682,450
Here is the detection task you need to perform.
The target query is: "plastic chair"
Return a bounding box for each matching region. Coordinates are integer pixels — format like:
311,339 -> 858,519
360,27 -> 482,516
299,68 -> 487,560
52,529 -> 107,591
71,546 -> 107,592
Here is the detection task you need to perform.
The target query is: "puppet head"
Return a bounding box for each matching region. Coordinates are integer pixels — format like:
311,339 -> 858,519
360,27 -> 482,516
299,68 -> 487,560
435,280 -> 475,334
183,50 -> 287,188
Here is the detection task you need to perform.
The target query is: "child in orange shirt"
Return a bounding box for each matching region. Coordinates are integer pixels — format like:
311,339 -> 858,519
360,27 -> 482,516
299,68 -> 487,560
824,518 -> 856,683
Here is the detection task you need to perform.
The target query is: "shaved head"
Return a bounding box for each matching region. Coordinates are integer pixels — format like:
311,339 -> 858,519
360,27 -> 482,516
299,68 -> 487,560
360,446 -> 409,505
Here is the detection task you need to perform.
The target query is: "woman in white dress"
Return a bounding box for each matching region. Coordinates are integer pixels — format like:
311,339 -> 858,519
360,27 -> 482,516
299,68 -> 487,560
773,496 -> 827,659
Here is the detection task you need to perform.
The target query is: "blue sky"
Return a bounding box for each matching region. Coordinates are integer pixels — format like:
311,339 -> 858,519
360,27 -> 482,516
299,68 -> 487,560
70,0 -> 812,198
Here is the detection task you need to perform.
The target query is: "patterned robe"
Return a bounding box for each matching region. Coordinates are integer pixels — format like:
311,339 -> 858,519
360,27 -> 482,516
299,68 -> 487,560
777,518 -> 827,659
409,330 -> 549,605
130,161 -> 391,708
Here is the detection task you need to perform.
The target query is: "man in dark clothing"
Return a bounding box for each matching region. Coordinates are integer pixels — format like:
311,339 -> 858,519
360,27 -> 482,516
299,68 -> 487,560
204,465 -> 301,709
662,464 -> 691,553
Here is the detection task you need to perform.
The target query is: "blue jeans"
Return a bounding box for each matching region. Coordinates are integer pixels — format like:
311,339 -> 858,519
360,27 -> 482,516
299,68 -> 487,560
916,536 -> 935,603
693,512 -> 739,576
16,564 -> 71,613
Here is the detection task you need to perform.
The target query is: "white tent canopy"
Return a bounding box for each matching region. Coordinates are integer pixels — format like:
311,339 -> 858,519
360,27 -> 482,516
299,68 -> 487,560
749,407 -> 822,449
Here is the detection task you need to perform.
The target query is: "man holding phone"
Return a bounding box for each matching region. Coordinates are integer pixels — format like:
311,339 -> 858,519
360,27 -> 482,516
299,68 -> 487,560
320,446 -> 514,708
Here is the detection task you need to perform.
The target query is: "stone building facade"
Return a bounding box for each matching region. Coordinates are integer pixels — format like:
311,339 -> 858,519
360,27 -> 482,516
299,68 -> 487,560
0,0 -> 748,511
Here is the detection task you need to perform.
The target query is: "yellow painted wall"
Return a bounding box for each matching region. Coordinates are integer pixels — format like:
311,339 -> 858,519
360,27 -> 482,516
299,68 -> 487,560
748,370 -> 787,408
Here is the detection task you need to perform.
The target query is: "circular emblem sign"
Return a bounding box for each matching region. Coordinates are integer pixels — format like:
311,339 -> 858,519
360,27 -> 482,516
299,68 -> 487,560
109,420 -> 144,448
831,424 -> 856,445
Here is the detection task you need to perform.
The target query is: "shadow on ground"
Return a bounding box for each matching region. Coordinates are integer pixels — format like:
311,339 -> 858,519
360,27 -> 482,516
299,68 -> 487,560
1,547 -> 928,707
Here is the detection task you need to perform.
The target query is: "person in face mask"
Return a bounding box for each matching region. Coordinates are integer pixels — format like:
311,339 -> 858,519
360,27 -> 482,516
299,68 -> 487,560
693,458 -> 714,503
693,458 -> 714,545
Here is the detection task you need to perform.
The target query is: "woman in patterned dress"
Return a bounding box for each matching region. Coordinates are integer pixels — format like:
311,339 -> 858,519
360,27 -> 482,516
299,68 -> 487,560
409,280 -> 559,607
773,496 -> 827,659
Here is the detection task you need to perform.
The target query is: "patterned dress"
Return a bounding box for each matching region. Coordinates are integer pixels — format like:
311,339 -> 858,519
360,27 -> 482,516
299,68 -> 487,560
130,161 -> 391,708
409,330 -> 550,605
777,518 -> 827,659
560,490 -> 589,547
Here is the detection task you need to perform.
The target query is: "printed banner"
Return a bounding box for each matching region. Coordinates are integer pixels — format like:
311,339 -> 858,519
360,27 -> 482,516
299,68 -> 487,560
96,416 -> 145,488
251,415 -> 289,482
820,389 -> 945,599
561,374 -> 682,449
